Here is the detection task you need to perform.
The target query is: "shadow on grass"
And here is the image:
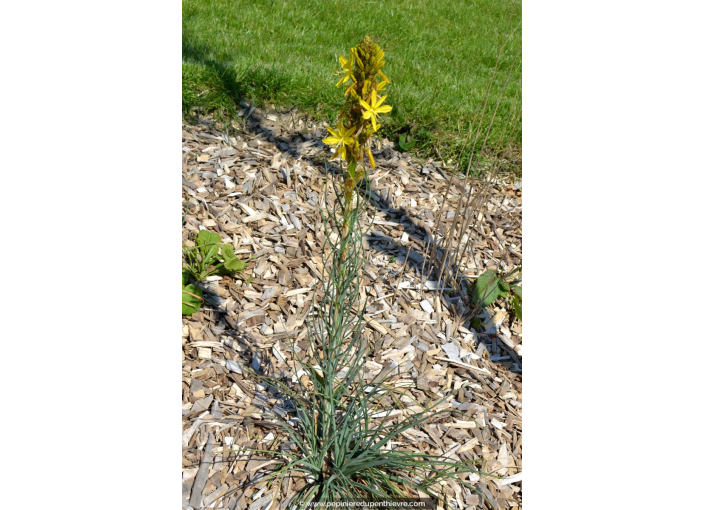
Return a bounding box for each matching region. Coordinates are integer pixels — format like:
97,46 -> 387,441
182,37 -> 246,115
183,34 -> 296,119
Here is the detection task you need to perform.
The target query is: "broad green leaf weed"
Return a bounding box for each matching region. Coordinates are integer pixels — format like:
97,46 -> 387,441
471,266 -> 522,322
182,229 -> 255,315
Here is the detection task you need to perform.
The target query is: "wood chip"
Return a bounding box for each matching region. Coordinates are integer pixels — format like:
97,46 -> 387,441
419,299 -> 435,314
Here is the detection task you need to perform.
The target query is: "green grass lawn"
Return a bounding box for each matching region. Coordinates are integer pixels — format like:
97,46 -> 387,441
183,0 -> 521,170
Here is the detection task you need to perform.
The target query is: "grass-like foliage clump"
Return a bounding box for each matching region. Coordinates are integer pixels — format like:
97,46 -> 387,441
257,184 -> 486,505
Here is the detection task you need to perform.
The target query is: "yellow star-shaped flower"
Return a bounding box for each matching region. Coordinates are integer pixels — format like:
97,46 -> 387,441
336,51 -> 356,87
322,121 -> 355,160
359,90 -> 392,132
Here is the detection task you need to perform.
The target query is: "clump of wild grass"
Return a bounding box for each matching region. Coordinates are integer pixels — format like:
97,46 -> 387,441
417,24 -> 522,318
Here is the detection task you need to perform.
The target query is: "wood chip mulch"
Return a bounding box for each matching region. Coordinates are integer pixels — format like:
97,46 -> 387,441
182,106 -> 522,510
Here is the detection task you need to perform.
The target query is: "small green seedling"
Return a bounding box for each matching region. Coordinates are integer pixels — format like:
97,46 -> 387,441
471,266 -> 522,321
182,229 -> 255,315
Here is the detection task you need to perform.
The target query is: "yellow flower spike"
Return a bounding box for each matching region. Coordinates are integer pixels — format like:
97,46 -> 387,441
326,36 -> 391,211
322,121 -> 355,160
359,90 -> 392,131
365,147 -> 376,169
